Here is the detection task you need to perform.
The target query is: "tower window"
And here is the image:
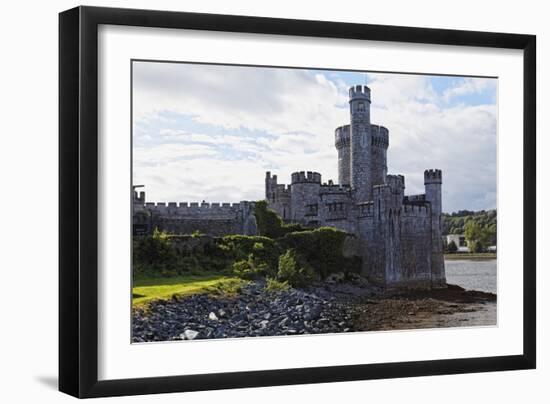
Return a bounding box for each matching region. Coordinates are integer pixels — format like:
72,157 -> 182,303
358,102 -> 365,112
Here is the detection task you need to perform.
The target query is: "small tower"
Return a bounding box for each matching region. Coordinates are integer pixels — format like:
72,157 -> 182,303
290,171 -> 321,224
334,124 -> 351,186
265,171 -> 291,220
349,85 -> 372,201
424,169 -> 446,288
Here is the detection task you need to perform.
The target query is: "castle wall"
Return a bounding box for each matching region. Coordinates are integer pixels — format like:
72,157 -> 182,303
151,217 -> 242,236
357,206 -> 385,284
394,204 -> 432,288
134,201 -> 257,237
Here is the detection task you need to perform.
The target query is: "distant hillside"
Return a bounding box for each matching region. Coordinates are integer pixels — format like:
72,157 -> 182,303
442,209 -> 497,245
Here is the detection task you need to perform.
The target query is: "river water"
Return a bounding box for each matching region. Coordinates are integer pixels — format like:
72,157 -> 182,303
435,259 -> 498,327
445,259 -> 497,294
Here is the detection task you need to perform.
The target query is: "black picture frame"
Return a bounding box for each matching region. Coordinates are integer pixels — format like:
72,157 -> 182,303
59,5 -> 536,398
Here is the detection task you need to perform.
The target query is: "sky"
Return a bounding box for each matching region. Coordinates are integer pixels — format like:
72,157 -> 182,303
132,61 -> 497,214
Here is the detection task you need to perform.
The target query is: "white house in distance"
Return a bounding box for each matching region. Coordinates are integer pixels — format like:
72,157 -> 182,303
445,234 -> 497,253
445,234 -> 470,253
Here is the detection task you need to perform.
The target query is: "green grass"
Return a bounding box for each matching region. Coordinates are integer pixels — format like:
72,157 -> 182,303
132,273 -> 246,307
445,253 -> 497,260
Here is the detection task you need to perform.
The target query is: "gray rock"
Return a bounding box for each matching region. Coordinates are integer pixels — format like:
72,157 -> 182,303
181,329 -> 199,340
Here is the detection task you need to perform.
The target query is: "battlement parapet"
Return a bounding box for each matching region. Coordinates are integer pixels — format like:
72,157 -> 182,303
291,171 -> 322,184
275,184 -> 291,194
334,125 -> 350,148
144,201 -> 253,216
424,169 -> 442,184
371,124 -> 389,148
349,85 -> 371,101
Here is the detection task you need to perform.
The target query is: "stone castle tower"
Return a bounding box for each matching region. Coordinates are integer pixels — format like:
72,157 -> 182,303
266,85 -> 446,289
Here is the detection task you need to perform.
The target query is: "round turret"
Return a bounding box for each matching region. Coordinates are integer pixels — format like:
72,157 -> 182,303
371,125 -> 389,186
334,125 -> 351,186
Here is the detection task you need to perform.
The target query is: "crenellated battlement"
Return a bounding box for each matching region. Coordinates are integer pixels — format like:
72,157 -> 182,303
424,169 -> 442,184
334,125 -> 350,149
275,184 -> 291,194
142,201 -> 250,214
291,171 -> 322,184
371,124 -> 389,148
349,85 -> 371,101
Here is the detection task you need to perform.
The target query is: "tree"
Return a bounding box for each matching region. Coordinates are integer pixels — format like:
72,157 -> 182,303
464,220 -> 491,252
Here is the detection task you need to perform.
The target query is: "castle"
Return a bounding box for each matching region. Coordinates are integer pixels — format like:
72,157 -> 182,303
133,84 -> 446,289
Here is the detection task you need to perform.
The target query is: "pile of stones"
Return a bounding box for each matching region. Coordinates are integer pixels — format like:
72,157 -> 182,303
132,277 -> 373,342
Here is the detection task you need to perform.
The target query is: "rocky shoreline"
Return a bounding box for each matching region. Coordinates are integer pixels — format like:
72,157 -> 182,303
132,277 -> 496,343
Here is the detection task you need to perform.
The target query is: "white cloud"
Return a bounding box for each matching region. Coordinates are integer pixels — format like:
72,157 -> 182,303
442,77 -> 496,103
133,63 -> 497,212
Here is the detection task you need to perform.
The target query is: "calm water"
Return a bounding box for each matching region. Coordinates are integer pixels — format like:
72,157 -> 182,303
445,259 -> 497,294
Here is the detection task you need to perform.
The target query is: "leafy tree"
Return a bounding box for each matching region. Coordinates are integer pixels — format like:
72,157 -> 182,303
442,209 -> 497,244
464,220 -> 492,252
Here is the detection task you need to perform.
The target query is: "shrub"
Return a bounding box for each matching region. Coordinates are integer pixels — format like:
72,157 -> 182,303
231,253 -> 271,280
277,249 -> 315,287
133,228 -> 177,272
278,227 -> 360,278
231,258 -> 257,280
254,200 -> 309,238
221,235 -> 281,276
265,277 -> 290,293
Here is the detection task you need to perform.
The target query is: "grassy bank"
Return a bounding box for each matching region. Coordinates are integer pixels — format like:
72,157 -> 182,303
132,273 -> 245,307
445,253 -> 497,261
